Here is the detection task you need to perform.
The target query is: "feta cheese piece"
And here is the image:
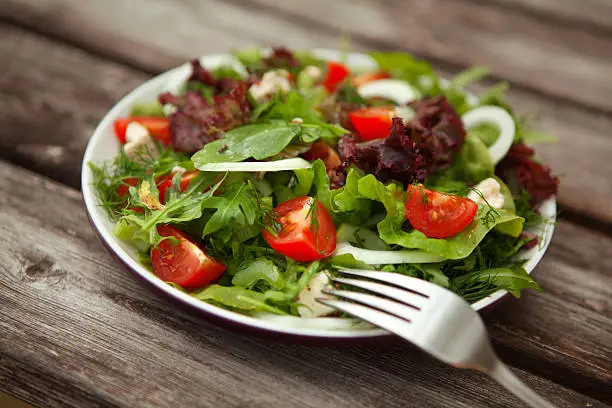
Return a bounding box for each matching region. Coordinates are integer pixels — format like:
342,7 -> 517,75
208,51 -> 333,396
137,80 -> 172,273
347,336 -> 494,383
123,122 -> 159,162
249,69 -> 291,102
297,271 -> 334,318
290,117 -> 304,124
468,177 -> 505,209
303,65 -> 322,81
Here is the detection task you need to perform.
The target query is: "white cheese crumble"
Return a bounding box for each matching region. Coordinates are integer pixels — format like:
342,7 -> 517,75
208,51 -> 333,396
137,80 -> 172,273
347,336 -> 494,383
290,117 -> 304,124
297,271 -> 334,318
123,122 -> 159,162
303,65 -> 322,81
468,177 -> 505,209
249,69 -> 291,102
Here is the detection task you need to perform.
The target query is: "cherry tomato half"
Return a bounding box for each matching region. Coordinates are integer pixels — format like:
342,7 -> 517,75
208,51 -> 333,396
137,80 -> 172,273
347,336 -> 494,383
352,71 -> 392,87
405,185 -> 478,239
151,225 -> 226,289
349,106 -> 394,141
157,171 -> 199,204
323,61 -> 350,93
114,117 -> 171,145
263,196 -> 337,262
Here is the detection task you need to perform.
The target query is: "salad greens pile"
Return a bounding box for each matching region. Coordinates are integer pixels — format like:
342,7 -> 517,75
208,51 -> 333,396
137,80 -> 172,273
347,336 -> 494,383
91,47 -> 558,318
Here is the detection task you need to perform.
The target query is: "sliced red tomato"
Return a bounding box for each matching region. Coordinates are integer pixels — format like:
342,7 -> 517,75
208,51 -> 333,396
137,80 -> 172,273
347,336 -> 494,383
405,185 -> 478,239
350,106 -> 394,141
151,225 -> 226,289
303,142 -> 341,172
323,61 -> 350,93
157,171 -> 199,203
117,177 -> 140,198
352,71 -> 392,87
262,196 -> 337,262
114,117 -> 171,145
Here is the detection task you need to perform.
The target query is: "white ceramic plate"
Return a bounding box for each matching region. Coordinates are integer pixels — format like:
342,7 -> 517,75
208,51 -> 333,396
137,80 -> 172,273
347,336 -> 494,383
81,50 -> 556,342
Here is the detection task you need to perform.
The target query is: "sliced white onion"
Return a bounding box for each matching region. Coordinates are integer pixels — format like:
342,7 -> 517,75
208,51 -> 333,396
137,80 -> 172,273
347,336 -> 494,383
333,242 -> 444,264
357,79 -> 420,105
394,106 -> 416,122
462,106 -> 515,165
197,158 -> 312,172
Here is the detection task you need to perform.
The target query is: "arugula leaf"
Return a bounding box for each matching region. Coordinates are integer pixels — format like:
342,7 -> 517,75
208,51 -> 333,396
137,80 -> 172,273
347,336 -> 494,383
202,175 -> 262,239
118,172 -> 223,246
231,257 -> 284,290
356,174 -> 524,259
448,67 -> 490,89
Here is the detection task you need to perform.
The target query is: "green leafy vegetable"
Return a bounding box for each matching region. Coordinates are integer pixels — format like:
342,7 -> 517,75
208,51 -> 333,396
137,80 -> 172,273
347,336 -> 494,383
445,133 -> 494,184
451,267 -> 541,300
356,175 -> 524,259
231,257 -> 284,290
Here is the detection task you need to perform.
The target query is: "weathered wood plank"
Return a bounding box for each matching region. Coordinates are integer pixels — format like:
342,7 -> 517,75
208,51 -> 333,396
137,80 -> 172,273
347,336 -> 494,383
4,0 -> 612,113
1,21 -> 611,223
489,0 -> 612,32
0,159 -> 610,407
0,24 -> 150,188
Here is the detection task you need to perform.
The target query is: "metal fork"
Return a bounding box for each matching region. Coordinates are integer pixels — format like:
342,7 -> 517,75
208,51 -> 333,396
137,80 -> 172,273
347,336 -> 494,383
318,268 -> 557,408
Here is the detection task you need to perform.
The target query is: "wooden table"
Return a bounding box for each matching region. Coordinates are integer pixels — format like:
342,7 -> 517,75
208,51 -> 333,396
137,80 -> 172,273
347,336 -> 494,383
1,1 -> 610,407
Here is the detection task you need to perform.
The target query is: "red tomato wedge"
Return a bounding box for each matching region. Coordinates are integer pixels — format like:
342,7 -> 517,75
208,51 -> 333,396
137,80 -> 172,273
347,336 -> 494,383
350,107 -> 394,141
323,61 -> 350,93
263,196 -> 337,262
303,142 -> 341,172
352,71 -> 392,87
157,171 -> 199,204
151,225 -> 226,289
117,177 -> 140,198
114,117 -> 171,145
405,185 -> 478,239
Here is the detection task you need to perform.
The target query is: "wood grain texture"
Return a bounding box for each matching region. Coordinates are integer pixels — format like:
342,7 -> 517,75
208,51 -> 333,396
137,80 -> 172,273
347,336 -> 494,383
0,160 -> 610,408
0,23 -> 150,188
4,0 -> 612,113
1,18 -> 611,223
489,0 -> 612,32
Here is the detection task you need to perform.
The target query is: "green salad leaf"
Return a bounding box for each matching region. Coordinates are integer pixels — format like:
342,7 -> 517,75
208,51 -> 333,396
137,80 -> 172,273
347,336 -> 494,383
231,257 -> 284,290
445,133 -> 494,184
356,175 -> 524,259
451,267 -> 541,300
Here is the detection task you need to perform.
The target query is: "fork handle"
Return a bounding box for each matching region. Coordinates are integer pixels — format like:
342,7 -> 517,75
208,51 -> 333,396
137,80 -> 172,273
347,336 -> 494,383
487,361 -> 557,408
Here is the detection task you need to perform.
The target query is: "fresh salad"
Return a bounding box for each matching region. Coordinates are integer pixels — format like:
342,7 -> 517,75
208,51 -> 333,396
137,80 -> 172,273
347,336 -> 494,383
90,47 -> 559,318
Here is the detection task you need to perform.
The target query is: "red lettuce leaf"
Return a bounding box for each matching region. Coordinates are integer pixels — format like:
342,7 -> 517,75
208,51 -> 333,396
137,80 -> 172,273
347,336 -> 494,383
338,96 -> 466,185
159,82 -> 252,153
496,143 -> 559,205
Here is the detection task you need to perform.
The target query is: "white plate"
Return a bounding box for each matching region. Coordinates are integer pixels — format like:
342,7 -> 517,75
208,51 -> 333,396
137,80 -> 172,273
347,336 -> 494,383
81,50 -> 556,342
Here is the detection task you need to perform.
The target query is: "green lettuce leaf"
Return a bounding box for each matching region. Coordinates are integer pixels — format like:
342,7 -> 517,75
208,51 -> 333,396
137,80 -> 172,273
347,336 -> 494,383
357,175 -> 524,259
445,133 -> 494,184
330,168 -> 372,225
